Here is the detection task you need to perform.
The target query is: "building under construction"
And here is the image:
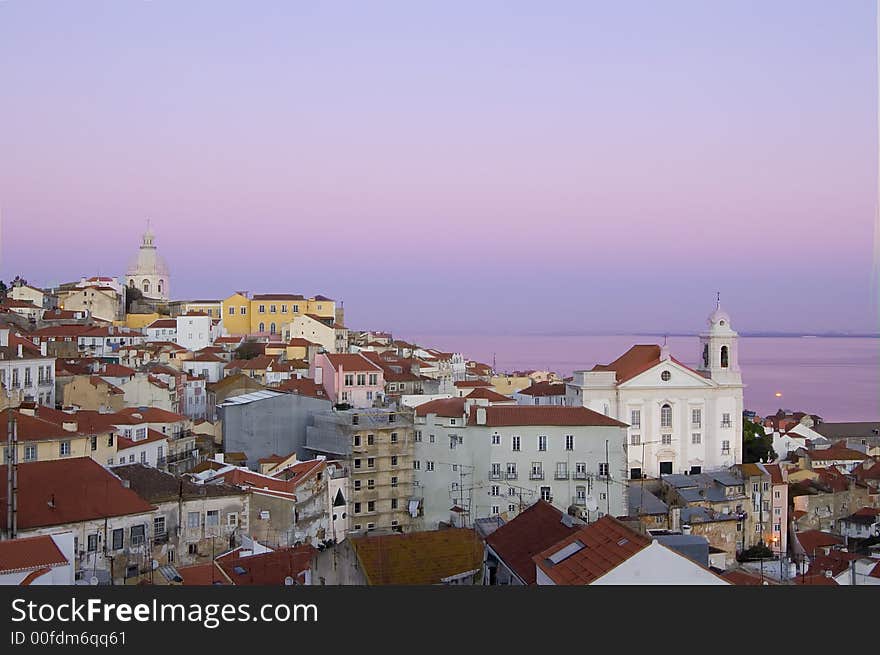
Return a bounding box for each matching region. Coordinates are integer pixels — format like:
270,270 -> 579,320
305,408 -> 416,534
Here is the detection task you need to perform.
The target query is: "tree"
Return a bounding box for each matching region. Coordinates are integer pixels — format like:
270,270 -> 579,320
234,339 -> 264,360
738,542 -> 773,562
125,285 -> 144,313
0,280 -> 6,298
743,416 -> 777,463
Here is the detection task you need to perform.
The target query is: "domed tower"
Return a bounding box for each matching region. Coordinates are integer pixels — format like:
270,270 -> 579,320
697,294 -> 740,385
124,221 -> 170,301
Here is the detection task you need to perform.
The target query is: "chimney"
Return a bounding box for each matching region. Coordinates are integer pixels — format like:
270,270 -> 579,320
17,344 -> 22,358
62,420 -> 78,432
660,343 -> 671,361
0,329 -> 8,347
681,524 -> 692,535
40,342 -> 47,357
215,453 -> 225,465
476,407 -> 487,425
314,366 -> 323,385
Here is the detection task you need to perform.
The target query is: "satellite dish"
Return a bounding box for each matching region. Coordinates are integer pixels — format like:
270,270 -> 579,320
284,576 -> 295,586
584,496 -> 599,512
89,576 -> 99,586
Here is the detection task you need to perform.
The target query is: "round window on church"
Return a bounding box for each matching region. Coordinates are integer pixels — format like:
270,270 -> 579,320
661,371 -> 671,382
719,320 -> 725,326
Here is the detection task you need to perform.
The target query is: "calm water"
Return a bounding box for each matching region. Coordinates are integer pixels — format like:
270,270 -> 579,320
407,334 -> 880,422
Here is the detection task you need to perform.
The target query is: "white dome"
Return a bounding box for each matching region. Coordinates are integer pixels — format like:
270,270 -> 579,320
707,304 -> 736,335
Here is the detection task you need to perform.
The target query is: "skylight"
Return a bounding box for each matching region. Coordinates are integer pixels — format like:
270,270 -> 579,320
548,540 -> 586,564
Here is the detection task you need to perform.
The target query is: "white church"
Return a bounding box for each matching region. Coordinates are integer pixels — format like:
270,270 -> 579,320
566,301 -> 743,479
125,222 -> 170,301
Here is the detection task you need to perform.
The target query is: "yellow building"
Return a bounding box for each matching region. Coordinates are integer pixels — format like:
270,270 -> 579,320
2,407 -> 117,466
120,312 -> 164,329
182,300 -> 223,319
220,293 -> 338,336
62,376 -> 127,413
490,375 -> 533,396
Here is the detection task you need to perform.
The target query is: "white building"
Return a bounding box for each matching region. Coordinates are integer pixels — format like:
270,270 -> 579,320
143,318 -> 177,343
175,312 -> 219,352
566,302 -> 744,479
125,223 -> 170,301
412,399 -> 628,530
0,329 -> 56,407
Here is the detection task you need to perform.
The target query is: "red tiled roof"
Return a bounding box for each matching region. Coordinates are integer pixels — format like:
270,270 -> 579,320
465,387 -> 515,402
0,535 -> 68,574
114,407 -> 188,424
763,463 -> 784,484
796,530 -> 844,556
323,353 -> 381,372
216,545 -> 316,585
146,319 -> 177,329
807,444 -> 868,461
468,405 -> 627,428
188,352 -> 224,363
532,516 -> 652,585
591,345 -> 705,384
276,377 -> 328,399
117,428 -> 168,452
721,570 -> 766,586
89,376 -> 124,395
518,382 -> 567,397
454,380 -> 492,388
178,562 -> 226,586
252,294 -> 305,301
0,458 -> 156,529
415,397 -> 467,418
485,501 -> 579,584
795,574 -> 839,585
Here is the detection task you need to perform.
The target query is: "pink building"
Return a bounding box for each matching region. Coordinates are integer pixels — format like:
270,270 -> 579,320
312,353 -> 384,408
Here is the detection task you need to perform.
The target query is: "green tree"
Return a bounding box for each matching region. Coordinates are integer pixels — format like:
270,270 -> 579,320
234,339 -> 264,360
743,416 -> 777,463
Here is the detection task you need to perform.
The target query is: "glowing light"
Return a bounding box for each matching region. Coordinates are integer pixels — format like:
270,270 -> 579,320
774,392 -> 782,398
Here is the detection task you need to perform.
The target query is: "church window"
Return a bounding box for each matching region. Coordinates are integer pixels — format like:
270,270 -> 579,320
660,404 -> 672,428
158,280 -> 164,295
661,370 -> 671,381
259,323 -> 265,333
129,280 -> 135,288
270,323 -> 276,334
702,343 -> 709,368
720,346 -> 729,368
142,280 -> 150,294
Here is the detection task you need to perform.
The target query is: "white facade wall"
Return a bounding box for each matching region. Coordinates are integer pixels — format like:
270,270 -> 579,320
175,315 -> 214,352
182,360 -> 224,384
412,413 -> 627,530
567,362 -> 743,479
144,326 -> 177,343
0,356 -> 56,407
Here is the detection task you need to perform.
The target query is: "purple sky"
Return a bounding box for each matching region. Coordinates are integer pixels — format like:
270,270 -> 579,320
1,1 -> 877,335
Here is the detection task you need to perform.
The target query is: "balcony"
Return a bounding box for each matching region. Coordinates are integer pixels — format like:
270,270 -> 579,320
555,471 -> 570,480
573,471 -> 588,480
505,471 -> 518,480
489,471 -> 502,481
572,496 -> 587,507
529,472 -> 545,481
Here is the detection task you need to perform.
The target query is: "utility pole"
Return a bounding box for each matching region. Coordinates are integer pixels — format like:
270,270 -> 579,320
5,409 -> 17,540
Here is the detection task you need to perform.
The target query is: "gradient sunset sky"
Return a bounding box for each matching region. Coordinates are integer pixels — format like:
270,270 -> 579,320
1,1 -> 876,335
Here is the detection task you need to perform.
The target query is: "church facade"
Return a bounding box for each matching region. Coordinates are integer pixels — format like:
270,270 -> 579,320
125,223 -> 170,301
566,303 -> 744,479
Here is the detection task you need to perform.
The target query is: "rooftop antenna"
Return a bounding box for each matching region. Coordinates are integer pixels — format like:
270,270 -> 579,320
715,291 -> 721,310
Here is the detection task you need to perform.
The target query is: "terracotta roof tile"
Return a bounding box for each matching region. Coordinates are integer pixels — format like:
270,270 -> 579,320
485,501 -> 579,584
0,535 -> 68,574
532,516 -> 652,585
0,458 -> 156,529
468,405 -> 628,428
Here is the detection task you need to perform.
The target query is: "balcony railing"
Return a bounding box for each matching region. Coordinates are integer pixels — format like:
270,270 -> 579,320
572,496 -> 587,507
573,471 -> 588,480
489,471 -> 502,480
555,471 -> 569,480
505,472 -> 518,480
529,472 -> 544,481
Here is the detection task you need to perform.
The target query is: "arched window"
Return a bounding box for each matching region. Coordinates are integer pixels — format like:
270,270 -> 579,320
259,322 -> 265,333
129,279 -> 135,288
660,403 -> 672,428
720,346 -> 729,368
702,343 -> 709,368
270,323 -> 277,334
158,280 -> 164,295
142,279 -> 150,294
